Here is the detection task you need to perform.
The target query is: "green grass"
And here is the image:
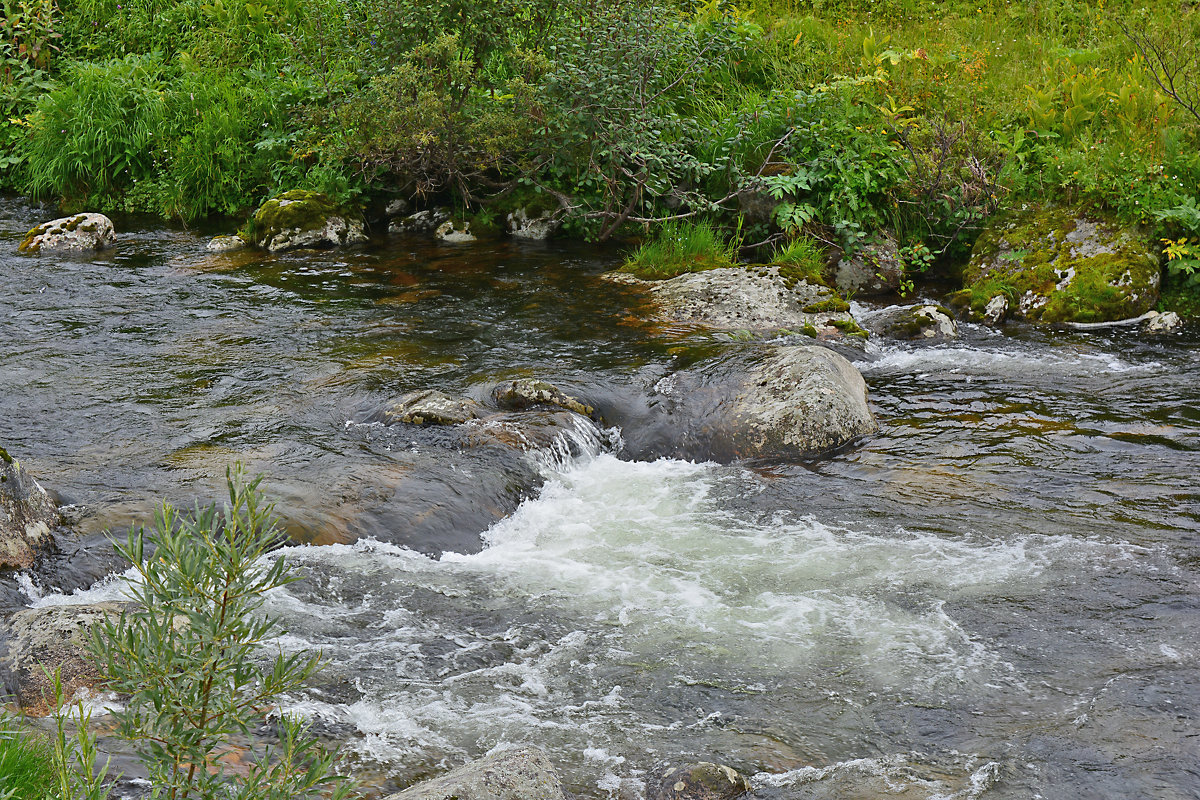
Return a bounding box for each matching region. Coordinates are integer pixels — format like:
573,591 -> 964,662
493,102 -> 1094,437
0,717 -> 56,799
770,236 -> 828,288
620,220 -> 739,280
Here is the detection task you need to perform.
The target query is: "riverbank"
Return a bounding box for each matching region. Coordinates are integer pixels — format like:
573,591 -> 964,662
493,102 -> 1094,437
1,0 -> 1198,313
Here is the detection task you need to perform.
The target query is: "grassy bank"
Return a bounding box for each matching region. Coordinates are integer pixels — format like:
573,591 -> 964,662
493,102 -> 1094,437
2,0 -> 1198,305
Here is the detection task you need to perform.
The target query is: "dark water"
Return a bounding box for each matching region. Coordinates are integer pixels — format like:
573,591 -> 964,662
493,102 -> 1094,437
3,199 -> 1199,799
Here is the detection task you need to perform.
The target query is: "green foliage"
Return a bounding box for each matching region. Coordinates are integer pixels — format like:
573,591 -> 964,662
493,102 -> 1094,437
0,713 -> 56,800
620,219 -> 738,279
769,236 -> 827,287
89,468 -> 352,800
48,671 -> 113,800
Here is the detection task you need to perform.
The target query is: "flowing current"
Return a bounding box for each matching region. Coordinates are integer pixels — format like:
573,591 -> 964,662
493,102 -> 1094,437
3,200 -> 1198,799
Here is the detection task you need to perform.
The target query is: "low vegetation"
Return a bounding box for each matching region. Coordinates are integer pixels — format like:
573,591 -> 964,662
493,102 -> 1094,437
0,0 -> 1197,308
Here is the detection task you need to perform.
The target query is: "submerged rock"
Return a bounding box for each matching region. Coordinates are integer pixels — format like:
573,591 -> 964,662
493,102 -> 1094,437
649,763 -> 751,800
608,265 -> 866,339
0,450 -> 60,570
18,213 -> 115,254
250,190 -> 367,252
383,390 -> 484,426
491,378 -> 594,417
830,231 -> 904,296
627,344 -> 877,462
383,746 -> 567,800
4,602 -> 127,714
955,204 -> 1160,324
867,304 -> 958,342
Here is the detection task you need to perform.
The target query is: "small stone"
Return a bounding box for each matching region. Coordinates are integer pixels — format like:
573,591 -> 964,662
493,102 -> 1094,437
435,219 -> 477,243
18,213 -> 116,254
206,234 -> 247,253
384,390 -> 484,426
1142,310 -> 1183,334
491,378 -> 593,417
648,762 -> 751,800
984,294 -> 1009,324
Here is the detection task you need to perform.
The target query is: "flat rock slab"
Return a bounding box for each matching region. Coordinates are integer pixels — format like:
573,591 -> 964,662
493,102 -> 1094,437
607,266 -> 861,336
383,747 -> 567,800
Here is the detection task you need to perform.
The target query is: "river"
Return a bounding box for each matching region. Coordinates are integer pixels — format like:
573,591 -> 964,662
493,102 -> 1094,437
3,199 -> 1198,799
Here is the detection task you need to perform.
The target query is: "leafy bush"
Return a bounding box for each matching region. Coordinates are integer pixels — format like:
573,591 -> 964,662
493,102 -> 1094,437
89,468 -> 352,800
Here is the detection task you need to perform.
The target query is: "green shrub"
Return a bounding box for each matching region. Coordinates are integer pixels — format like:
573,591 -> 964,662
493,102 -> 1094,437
89,468 -> 353,800
620,219 -> 738,279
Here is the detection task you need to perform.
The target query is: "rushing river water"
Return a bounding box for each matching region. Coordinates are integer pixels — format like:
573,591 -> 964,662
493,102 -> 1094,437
3,199 -> 1199,799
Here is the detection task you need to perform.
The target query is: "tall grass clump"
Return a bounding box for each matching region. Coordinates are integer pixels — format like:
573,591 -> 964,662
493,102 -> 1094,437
770,235 -> 828,287
620,220 -> 740,279
0,715 -> 56,799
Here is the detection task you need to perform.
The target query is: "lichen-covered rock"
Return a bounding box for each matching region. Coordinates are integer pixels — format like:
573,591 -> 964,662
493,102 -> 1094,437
866,304 -> 958,342
491,378 -> 594,417
384,390 -> 484,426
507,207 -> 560,240
4,602 -> 128,714
383,746 -> 567,800
830,231 -> 904,296
606,266 -> 867,340
435,219 -> 477,243
250,190 -> 367,252
649,763 -> 751,800
629,344 -> 877,462
205,234 -> 247,253
390,208 -> 450,234
0,450 -> 59,570
456,411 -> 606,460
958,204 -> 1160,324
18,213 -> 115,254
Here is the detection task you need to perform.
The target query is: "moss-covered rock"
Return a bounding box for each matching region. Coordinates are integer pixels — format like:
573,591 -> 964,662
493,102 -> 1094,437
867,303 -> 958,342
829,230 -> 904,296
18,213 -> 115,254
491,378 -> 594,417
961,204 -> 1160,324
248,190 -> 367,252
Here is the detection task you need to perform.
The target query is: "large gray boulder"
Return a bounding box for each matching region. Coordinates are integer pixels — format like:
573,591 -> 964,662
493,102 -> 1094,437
383,747 -> 567,800
952,204 -> 1159,324
250,190 -> 367,252
4,602 -> 128,714
607,266 -> 866,338
18,213 -> 115,254
629,344 -> 877,462
0,450 -> 59,570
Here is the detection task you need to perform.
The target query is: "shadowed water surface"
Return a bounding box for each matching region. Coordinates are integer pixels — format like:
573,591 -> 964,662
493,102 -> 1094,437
3,200 -> 1198,799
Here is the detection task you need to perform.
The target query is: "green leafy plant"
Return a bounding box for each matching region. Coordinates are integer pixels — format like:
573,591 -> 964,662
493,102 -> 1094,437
89,468 -> 353,800
620,219 -> 738,279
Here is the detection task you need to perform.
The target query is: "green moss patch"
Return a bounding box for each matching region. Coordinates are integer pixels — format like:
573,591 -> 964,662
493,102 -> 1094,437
802,297 -> 851,314
962,204 -> 1160,324
246,190 -> 358,246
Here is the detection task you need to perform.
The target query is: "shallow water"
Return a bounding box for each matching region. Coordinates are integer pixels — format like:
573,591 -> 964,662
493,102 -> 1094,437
3,200 -> 1199,799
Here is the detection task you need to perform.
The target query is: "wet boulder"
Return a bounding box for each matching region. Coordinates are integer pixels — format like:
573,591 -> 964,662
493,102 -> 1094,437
625,344 -> 877,463
649,763 -> 751,800
18,213 -> 115,254
1143,310 -> 1183,334
953,204 -> 1159,324
383,390 -> 485,426
829,231 -> 904,296
608,266 -> 867,339
390,208 -> 450,234
383,746 -> 567,800
0,449 -> 60,570
250,190 -> 367,252
455,411 -> 606,460
491,378 -> 594,417
435,219 -> 477,243
866,304 -> 958,342
3,602 -> 127,714
205,234 -> 247,253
